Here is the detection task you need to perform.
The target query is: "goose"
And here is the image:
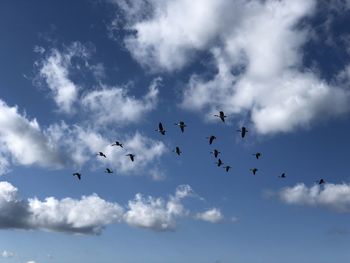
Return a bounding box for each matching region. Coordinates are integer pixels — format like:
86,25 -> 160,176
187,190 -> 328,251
97,152 -> 107,158
156,122 -> 166,135
126,154 -> 135,162
72,172 -> 81,180
216,159 -> 223,167
173,146 -> 182,156
174,121 -> 186,133
253,152 -> 262,159
250,168 -> 258,175
237,127 -> 248,138
111,141 -> 123,148
206,135 -> 217,145
223,166 -> 231,172
214,111 -> 227,123
210,149 -> 220,158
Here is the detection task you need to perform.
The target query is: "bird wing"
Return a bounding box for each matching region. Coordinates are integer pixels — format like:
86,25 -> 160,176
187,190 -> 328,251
159,122 -> 163,130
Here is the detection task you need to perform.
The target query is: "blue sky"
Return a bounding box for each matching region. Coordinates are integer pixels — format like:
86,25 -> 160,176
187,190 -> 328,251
1,1 -> 350,262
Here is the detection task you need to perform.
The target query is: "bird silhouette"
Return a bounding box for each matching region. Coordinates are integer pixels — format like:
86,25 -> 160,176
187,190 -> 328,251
174,121 -> 186,133
72,172 -> 81,180
105,168 -> 113,174
279,173 -> 286,178
214,111 -> 227,123
317,179 -> 326,185
173,146 -> 182,156
223,165 -> 231,172
206,135 -> 217,145
111,141 -> 123,148
156,122 -> 166,135
97,152 -> 107,158
126,154 -> 135,162
253,152 -> 262,159
216,158 -> 223,167
210,149 -> 220,158
237,127 -> 248,138
250,168 -> 258,175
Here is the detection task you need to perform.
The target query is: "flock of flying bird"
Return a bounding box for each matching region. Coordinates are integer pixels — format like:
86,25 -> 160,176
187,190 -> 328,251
72,111 -> 327,185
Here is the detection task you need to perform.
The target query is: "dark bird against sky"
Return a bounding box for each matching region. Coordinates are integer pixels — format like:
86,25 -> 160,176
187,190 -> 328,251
214,111 -> 227,123
156,122 -> 166,135
72,172 -> 81,180
126,153 -> 135,162
174,121 -> 186,133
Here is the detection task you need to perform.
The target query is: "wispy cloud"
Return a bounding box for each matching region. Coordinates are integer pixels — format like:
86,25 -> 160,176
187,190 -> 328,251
1,250 -> 15,258
38,42 -> 89,114
81,77 -> 161,126
0,98 -> 166,177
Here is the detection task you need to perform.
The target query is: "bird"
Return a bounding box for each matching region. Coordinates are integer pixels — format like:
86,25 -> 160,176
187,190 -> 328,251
253,152 -> 262,159
216,159 -> 223,167
214,111 -> 227,123
126,154 -> 135,162
174,121 -> 186,133
278,173 -> 286,178
97,152 -> 107,158
111,141 -> 123,148
105,168 -> 113,174
250,168 -> 258,175
237,126 -> 248,138
317,179 -> 326,185
72,172 -> 81,180
173,146 -> 182,156
210,149 -> 220,158
156,122 -> 166,135
206,135 -> 217,145
223,165 -> 231,172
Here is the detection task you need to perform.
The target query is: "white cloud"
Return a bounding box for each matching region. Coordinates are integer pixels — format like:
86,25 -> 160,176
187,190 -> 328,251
0,99 -> 65,171
81,78 -> 161,126
46,123 -> 167,176
1,250 -> 15,258
0,181 -> 124,234
27,261 -> 36,263
0,182 -> 219,233
114,0 -> 350,134
196,208 -> 224,223
124,185 -> 192,231
0,97 -> 166,176
279,183 -> 350,212
114,0 -> 233,71
38,43 -> 89,113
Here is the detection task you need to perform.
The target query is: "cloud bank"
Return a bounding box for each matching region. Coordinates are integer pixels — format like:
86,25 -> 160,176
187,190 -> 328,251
0,182 -> 222,234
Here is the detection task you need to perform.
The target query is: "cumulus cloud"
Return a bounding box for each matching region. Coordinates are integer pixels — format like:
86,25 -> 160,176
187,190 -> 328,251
0,181 -> 124,234
81,78 -> 161,126
0,99 -> 65,171
124,185 -> 193,231
114,0 -> 350,134
196,208 -> 224,223
38,42 -> 89,113
278,183 -> 350,212
0,182 -> 216,233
